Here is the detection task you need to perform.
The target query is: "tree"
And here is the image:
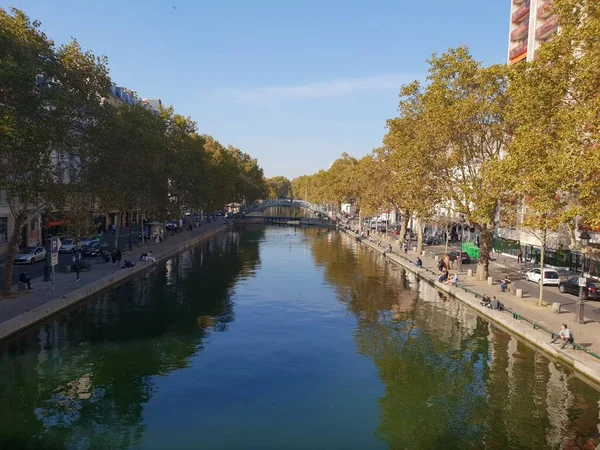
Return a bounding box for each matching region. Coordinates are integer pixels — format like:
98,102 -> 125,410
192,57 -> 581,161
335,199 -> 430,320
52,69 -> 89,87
84,104 -> 167,248
0,8 -> 110,295
265,176 -> 291,199
417,47 -> 510,280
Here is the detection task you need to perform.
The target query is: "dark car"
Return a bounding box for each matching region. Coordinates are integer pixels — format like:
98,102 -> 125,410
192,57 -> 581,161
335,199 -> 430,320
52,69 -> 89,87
449,251 -> 471,264
165,221 -> 178,230
82,241 -> 110,256
558,276 -> 600,300
424,235 -> 441,246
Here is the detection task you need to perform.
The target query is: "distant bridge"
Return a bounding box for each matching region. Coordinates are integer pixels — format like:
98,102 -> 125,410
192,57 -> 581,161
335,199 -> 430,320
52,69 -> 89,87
241,199 -> 330,219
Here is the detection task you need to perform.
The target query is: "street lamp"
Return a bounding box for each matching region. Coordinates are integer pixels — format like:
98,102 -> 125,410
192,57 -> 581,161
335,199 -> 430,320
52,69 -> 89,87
575,229 -> 590,324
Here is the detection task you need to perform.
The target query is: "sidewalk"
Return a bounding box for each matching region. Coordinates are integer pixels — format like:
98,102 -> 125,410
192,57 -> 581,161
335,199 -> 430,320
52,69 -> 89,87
347,228 -> 600,382
0,221 -> 229,331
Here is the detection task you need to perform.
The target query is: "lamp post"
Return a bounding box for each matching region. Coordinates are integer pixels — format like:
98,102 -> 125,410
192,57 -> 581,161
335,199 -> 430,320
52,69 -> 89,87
575,229 -> 590,324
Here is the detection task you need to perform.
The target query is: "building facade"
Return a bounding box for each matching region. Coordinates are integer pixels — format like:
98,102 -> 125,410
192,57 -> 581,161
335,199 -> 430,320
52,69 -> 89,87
508,0 -> 558,64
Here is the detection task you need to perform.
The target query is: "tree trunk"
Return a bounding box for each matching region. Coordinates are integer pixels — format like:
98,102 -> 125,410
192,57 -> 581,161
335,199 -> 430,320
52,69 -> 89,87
475,225 -> 494,281
398,210 -> 409,245
445,221 -> 450,254
113,214 -> 120,249
416,218 -> 424,255
141,211 -> 145,246
1,212 -> 26,297
538,230 -> 547,306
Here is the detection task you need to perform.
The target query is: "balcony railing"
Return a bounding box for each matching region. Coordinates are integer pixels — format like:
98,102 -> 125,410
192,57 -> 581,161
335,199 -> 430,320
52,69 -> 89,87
537,0 -> 554,19
513,0 -> 527,4
510,21 -> 529,41
509,41 -> 528,60
512,2 -> 531,24
536,15 -> 559,40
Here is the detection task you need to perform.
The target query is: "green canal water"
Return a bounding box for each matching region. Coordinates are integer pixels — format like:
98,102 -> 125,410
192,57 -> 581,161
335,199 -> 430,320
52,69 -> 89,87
0,226 -> 599,449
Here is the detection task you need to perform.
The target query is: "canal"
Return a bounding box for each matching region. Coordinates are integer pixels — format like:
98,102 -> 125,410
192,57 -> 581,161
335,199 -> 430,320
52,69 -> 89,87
0,226 -> 599,449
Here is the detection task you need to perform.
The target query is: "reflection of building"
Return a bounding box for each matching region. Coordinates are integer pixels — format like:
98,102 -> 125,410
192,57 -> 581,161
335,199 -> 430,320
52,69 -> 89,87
508,0 -> 559,64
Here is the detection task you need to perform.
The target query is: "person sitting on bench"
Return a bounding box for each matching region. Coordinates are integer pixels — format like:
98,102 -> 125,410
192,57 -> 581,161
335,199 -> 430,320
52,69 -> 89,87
19,271 -> 32,289
384,244 -> 393,255
500,276 -> 511,292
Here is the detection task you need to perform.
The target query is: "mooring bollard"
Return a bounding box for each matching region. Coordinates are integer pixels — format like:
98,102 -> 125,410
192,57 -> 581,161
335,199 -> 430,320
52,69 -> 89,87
422,250 -> 426,256
467,269 -> 473,277
516,288 -> 523,298
552,302 -> 561,314
434,255 -> 439,262
487,276 -> 494,285
412,246 -> 417,252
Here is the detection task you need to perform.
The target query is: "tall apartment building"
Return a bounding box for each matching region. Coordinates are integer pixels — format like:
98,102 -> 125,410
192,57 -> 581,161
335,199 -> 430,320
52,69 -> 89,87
508,0 -> 558,64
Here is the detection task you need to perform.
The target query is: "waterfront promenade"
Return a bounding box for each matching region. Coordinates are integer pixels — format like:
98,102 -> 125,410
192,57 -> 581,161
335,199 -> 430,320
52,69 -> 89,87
0,221 -> 229,339
345,228 -> 600,384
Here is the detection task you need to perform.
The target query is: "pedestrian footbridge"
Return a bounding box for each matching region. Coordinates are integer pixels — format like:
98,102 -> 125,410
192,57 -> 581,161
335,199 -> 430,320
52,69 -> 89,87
241,199 -> 330,219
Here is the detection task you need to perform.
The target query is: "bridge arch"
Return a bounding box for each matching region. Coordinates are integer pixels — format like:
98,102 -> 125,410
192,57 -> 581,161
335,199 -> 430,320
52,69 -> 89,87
241,199 -> 330,219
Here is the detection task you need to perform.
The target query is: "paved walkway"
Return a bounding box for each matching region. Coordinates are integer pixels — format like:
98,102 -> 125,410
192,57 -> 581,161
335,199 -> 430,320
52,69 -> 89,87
355,229 -> 600,357
0,220 -> 229,326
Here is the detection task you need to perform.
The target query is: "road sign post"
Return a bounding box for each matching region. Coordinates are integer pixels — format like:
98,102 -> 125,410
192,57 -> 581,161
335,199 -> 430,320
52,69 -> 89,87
50,237 -> 60,298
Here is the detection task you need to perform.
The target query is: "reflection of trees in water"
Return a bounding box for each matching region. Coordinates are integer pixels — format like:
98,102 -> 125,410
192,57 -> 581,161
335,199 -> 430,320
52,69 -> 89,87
309,230 -> 600,449
0,227 -> 264,449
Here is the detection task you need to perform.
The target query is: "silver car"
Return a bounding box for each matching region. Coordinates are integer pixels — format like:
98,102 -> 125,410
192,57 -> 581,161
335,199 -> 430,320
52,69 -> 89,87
14,247 -> 46,264
59,238 -> 79,253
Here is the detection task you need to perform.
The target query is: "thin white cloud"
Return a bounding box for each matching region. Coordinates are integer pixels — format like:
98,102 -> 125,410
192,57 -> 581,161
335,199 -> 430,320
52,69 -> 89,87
216,74 -> 417,105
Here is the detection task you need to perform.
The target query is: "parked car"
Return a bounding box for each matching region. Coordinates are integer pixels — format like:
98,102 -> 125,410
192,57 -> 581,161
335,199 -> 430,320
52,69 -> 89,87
59,239 -> 79,253
139,227 -> 150,239
558,277 -> 600,300
82,241 -> 111,257
80,236 -> 100,248
14,247 -> 46,264
424,235 -> 441,246
449,251 -> 471,264
525,268 -> 560,286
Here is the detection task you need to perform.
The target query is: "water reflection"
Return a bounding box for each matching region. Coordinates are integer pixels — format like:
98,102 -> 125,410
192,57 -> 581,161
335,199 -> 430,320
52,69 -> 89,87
0,227 -> 264,449
0,226 -> 599,449
308,230 -> 600,449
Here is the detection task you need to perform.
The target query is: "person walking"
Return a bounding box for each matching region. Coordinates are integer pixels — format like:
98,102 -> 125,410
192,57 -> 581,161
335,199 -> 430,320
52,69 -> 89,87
111,247 -> 118,265
73,252 -> 81,282
517,248 -> 523,264
550,323 -> 574,349
115,247 -> 122,267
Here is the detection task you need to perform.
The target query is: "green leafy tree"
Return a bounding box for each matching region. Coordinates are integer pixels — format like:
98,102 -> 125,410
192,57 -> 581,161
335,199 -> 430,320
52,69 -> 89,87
0,8 -> 110,295
265,176 -> 292,199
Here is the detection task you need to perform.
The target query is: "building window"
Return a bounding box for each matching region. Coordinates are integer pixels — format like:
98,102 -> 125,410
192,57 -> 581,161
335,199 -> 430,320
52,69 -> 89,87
0,217 -> 7,244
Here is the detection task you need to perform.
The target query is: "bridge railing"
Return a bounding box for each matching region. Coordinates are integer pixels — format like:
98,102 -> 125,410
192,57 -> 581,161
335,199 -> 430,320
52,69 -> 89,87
241,199 -> 330,217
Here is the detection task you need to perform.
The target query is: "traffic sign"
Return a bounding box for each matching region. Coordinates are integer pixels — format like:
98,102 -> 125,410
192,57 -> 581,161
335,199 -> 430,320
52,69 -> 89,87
579,276 -> 587,287
50,236 -> 61,267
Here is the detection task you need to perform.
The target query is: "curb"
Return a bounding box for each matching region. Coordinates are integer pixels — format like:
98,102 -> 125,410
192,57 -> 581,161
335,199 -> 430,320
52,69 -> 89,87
341,229 -> 600,386
0,225 -> 229,341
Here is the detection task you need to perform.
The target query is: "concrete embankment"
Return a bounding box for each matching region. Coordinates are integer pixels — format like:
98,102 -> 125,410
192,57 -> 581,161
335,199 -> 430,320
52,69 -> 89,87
0,225 -> 229,341
340,228 -> 600,387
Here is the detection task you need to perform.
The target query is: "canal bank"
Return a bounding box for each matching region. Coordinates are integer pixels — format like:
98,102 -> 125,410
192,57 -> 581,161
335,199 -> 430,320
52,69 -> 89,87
0,222 -> 229,341
340,227 -> 600,386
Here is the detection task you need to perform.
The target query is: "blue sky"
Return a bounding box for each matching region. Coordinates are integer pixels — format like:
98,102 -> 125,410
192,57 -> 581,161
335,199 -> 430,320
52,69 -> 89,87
11,0 -> 509,178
